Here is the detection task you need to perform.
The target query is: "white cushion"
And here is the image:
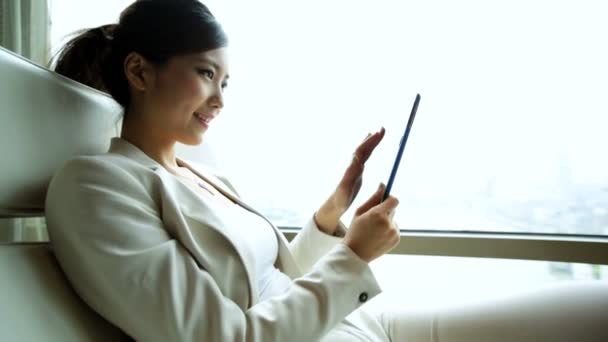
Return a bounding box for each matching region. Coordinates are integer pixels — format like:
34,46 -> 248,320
0,243 -> 130,341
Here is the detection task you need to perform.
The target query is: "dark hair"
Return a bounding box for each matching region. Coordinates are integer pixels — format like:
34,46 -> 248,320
50,0 -> 228,110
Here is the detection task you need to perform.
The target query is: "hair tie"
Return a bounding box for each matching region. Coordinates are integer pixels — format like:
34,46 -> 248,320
99,24 -> 117,41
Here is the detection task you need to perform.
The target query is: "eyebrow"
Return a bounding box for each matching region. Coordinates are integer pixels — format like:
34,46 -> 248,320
195,57 -> 230,79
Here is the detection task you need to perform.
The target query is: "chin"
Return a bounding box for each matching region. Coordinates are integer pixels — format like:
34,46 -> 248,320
180,134 -> 204,146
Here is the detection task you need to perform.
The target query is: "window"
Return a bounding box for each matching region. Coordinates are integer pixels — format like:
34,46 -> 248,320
49,0 -> 607,293
50,1 -> 608,237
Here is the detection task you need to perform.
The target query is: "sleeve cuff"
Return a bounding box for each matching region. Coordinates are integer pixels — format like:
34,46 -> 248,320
288,215 -> 348,273
311,215 -> 347,239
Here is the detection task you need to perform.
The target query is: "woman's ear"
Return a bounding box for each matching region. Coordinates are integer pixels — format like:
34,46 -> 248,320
123,52 -> 153,91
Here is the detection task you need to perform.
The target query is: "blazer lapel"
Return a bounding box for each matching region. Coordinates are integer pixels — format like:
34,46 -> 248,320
165,170 -> 260,306
107,137 -> 302,308
107,138 -> 257,306
177,158 -> 303,280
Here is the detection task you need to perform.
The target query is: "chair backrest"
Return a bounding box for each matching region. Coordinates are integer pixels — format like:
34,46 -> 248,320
0,46 -> 129,340
0,45 -> 122,218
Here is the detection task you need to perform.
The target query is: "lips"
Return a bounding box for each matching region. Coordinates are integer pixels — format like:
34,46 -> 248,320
194,112 -> 213,126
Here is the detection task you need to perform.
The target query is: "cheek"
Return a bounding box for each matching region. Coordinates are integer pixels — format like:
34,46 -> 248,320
184,78 -> 205,99
156,73 -> 204,106
167,77 -> 205,109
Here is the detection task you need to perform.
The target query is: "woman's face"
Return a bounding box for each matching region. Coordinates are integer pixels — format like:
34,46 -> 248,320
141,47 -> 229,146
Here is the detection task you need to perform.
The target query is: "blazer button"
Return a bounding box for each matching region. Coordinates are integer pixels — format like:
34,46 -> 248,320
358,292 -> 368,303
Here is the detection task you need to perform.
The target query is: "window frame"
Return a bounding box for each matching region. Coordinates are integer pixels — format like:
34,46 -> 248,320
280,227 -> 608,264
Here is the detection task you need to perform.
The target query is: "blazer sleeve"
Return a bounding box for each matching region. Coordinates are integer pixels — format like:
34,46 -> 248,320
45,157 -> 381,342
288,217 -> 349,274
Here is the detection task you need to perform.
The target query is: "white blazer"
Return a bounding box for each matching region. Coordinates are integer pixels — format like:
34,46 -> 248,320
45,137 -> 384,342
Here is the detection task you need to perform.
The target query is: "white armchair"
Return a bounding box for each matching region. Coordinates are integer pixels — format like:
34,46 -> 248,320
0,45 -> 129,341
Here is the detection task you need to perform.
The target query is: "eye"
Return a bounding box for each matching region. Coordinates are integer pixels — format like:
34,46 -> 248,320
196,68 -> 214,79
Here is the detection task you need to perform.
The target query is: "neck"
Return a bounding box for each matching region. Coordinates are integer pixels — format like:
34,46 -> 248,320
120,111 -> 180,172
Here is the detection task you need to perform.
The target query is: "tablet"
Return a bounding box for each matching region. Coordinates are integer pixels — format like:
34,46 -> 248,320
382,93 -> 421,201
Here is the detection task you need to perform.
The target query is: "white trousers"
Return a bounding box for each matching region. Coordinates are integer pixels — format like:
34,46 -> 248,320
325,281 -> 608,341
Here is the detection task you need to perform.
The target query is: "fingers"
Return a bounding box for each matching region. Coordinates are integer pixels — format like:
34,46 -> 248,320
353,127 -> 385,165
354,183 -> 385,216
351,153 -> 361,166
360,128 -> 384,160
377,195 -> 399,213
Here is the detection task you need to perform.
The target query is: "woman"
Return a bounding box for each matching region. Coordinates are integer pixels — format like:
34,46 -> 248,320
45,1 -> 608,341
46,0 -> 399,341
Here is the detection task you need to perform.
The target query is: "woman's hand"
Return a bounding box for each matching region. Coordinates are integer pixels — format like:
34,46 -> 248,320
314,127 -> 385,235
344,183 -> 400,263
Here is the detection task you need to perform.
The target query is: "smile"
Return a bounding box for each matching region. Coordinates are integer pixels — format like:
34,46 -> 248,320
194,112 -> 212,127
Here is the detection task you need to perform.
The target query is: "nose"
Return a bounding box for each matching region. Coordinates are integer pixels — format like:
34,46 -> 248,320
208,85 -> 224,110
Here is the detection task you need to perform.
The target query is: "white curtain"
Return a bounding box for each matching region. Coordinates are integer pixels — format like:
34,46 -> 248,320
0,0 -> 50,65
0,0 -> 50,242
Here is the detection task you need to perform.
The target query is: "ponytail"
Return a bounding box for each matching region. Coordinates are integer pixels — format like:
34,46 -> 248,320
50,24 -> 116,94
